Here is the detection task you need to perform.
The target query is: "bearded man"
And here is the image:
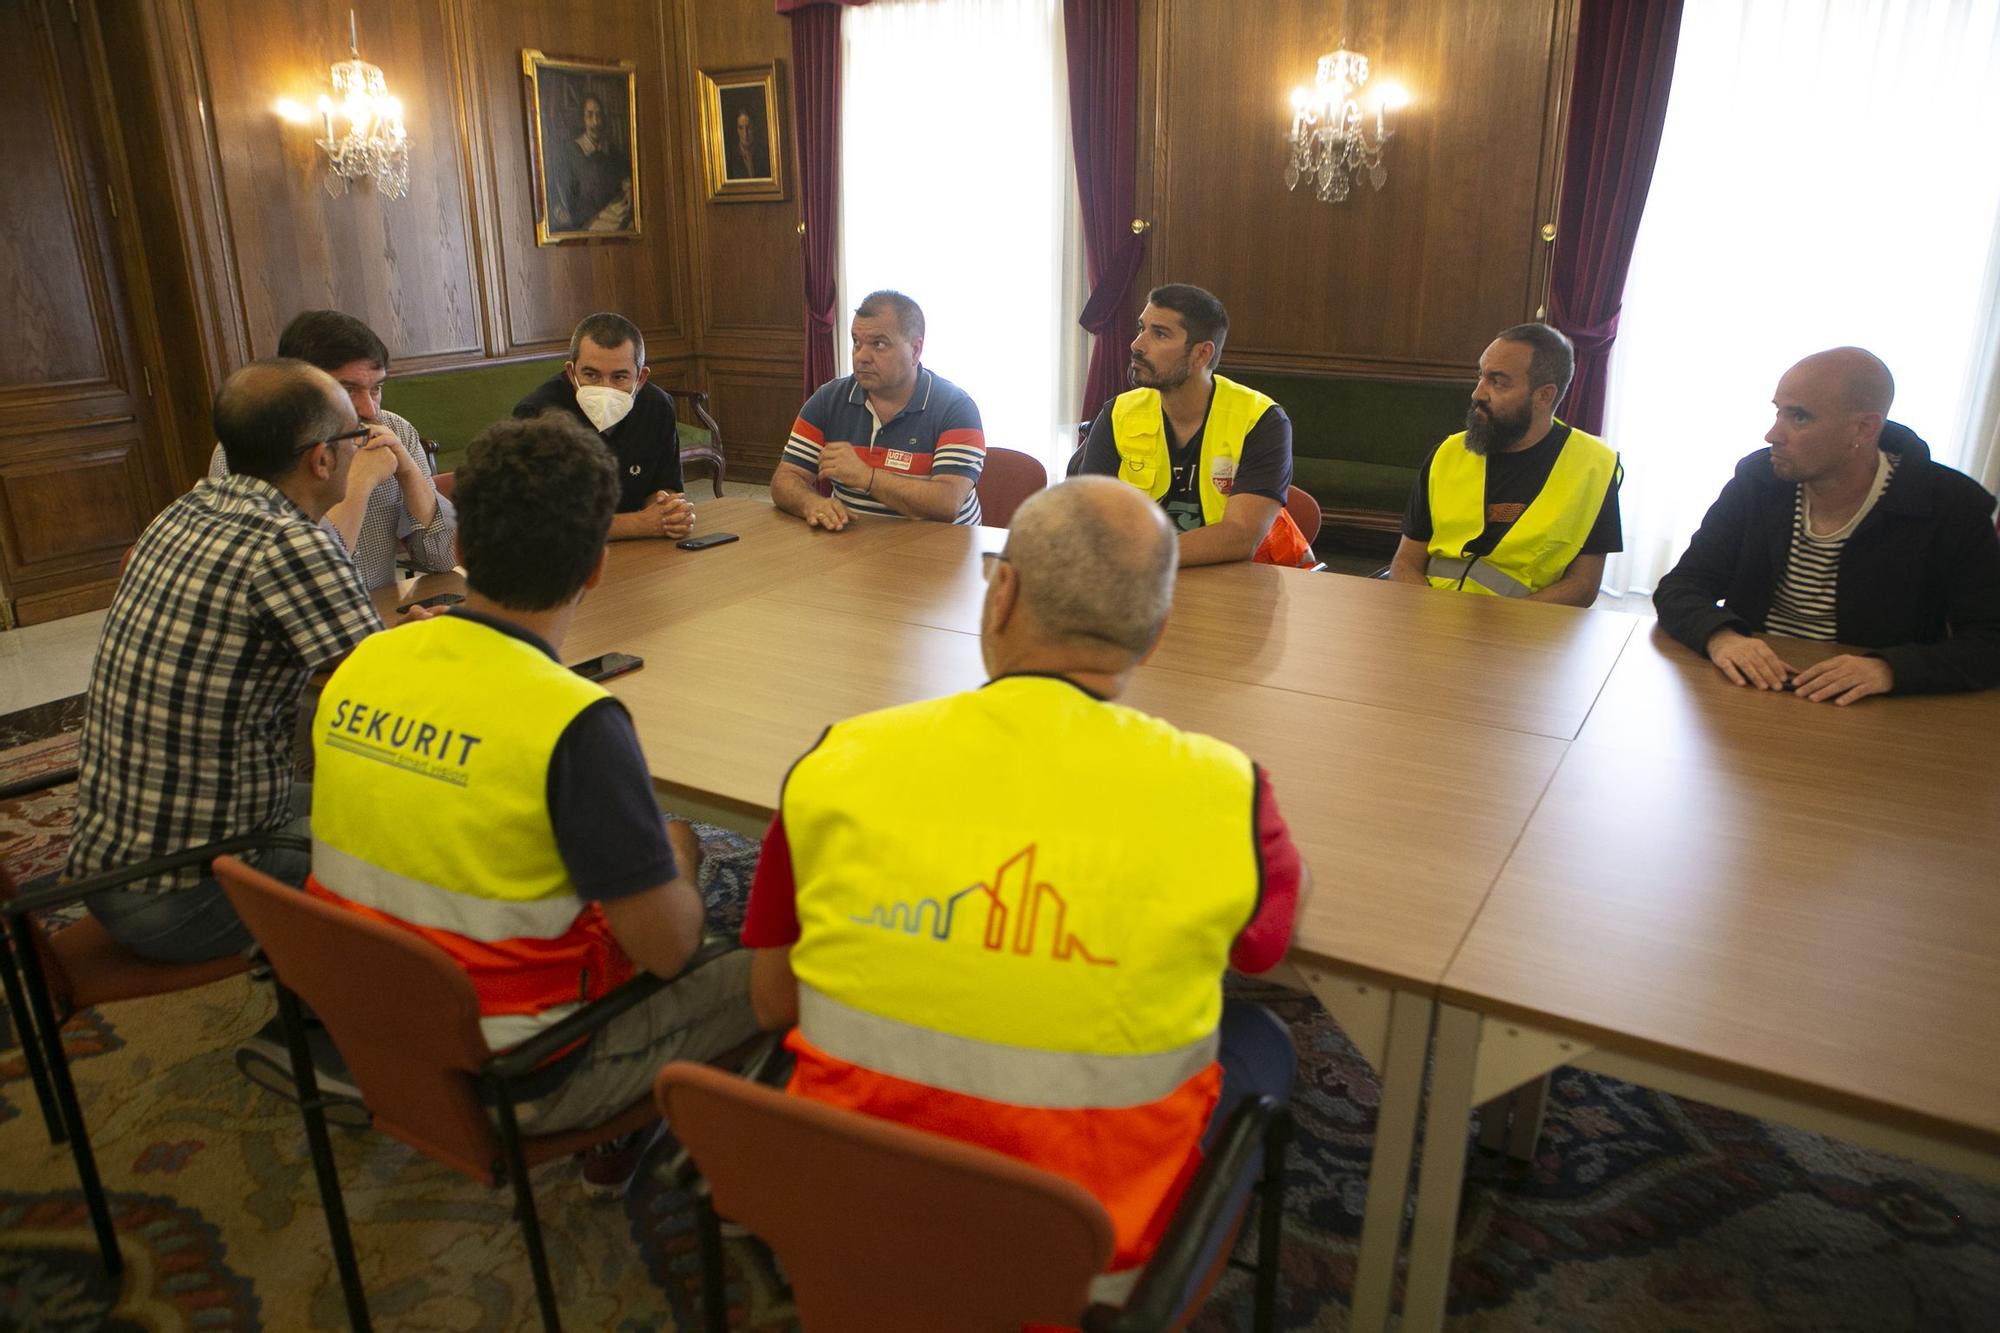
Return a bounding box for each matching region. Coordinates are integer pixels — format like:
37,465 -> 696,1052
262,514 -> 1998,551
1071,283 -> 1313,566
1386,323 -> 1623,605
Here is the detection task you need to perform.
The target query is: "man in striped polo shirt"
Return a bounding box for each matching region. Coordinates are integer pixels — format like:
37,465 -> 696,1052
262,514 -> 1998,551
772,290 -> 986,529
1655,347 -> 2000,701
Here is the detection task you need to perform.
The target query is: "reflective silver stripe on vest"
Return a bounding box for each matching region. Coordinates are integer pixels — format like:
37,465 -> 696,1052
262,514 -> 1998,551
798,985 -> 1217,1109
1425,554 -> 1533,598
312,840 -> 585,942
480,1002 -> 581,1052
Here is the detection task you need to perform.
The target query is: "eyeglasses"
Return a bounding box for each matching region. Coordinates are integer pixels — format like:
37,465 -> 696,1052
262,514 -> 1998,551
980,550 -> 1010,581
294,425 -> 373,457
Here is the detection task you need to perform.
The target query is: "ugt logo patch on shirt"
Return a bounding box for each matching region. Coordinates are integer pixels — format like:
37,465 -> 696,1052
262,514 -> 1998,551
1210,456 -> 1237,496
885,449 -> 916,472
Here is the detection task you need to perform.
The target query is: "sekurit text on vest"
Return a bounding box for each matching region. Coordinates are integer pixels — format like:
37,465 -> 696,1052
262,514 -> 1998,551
322,698 -> 484,787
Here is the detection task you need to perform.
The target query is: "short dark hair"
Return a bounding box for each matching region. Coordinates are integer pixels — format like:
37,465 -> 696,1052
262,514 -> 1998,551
1495,323 -> 1575,402
213,358 -> 349,482
455,412 -> 619,611
1146,284 -> 1229,368
276,310 -> 390,373
568,312 -> 645,371
855,290 -> 924,341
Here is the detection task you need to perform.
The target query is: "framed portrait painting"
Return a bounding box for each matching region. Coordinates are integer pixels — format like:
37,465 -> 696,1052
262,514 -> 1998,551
522,51 -> 641,244
699,63 -> 786,202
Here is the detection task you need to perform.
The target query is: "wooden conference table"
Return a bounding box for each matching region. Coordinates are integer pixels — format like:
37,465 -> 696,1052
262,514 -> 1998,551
389,496 -> 2000,1330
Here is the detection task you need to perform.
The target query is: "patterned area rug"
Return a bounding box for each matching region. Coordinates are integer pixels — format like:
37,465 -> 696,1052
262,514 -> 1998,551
4,697 -> 1998,1330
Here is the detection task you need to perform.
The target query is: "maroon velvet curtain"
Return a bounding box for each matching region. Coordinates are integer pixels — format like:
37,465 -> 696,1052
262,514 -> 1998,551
1064,0 -> 1143,422
778,0 -> 869,397
1549,0 -> 1685,435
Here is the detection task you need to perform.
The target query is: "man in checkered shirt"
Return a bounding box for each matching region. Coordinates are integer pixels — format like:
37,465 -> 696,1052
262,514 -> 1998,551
206,310 -> 457,590
71,358 -> 414,963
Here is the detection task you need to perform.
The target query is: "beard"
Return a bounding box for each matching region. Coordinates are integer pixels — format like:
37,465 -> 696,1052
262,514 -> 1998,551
1128,352 -> 1193,393
1464,399 -> 1532,455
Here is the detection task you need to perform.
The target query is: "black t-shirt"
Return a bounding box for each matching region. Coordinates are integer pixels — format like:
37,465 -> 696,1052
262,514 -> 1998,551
1402,423 -> 1623,557
1074,391 -> 1293,533
513,373 -> 682,511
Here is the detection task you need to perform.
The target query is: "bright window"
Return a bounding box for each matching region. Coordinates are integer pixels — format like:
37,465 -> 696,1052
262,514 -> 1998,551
838,0 -> 1086,484
1601,0 -> 2000,596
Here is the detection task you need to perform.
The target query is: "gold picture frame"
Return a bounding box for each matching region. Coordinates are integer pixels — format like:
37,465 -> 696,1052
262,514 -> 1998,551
698,63 -> 787,202
522,50 -> 641,245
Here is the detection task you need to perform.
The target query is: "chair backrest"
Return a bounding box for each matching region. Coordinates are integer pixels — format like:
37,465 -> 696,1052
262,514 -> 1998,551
976,447 -> 1050,529
214,856 -> 504,1181
433,470 -> 455,500
1284,485 -> 1323,547
657,1062 -> 1114,1333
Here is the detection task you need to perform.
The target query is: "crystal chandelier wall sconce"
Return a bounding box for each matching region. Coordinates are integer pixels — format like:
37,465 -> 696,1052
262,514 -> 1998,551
275,10 -> 411,200
1285,45 -> 1408,204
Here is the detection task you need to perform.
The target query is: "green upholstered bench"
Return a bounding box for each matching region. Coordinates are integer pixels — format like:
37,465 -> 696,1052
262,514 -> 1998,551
384,356 -> 724,492
1228,370 -> 1468,555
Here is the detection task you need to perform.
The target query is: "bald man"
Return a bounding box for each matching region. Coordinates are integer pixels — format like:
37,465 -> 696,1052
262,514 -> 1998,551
1655,348 -> 2000,700
72,359 -> 409,962
741,477 -> 1310,1293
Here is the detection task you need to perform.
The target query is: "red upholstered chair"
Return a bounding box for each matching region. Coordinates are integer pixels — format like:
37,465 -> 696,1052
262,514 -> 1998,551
1284,485 -> 1324,548
214,854 -> 737,1333
976,447 -> 1050,529
0,768 -> 266,1275
433,470 -> 455,500
656,1060 -> 1291,1333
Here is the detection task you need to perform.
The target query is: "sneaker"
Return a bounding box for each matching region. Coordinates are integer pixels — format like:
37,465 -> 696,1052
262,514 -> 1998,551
580,1120 -> 673,1198
235,1017 -> 372,1129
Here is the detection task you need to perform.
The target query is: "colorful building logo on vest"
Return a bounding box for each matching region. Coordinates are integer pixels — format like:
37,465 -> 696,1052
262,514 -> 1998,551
850,844 -> 1117,966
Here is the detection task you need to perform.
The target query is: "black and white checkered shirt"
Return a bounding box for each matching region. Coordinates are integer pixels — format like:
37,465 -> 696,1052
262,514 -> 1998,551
207,409 -> 457,590
67,474 -> 384,893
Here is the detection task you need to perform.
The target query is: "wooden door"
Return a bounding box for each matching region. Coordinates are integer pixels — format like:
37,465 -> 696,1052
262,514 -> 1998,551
0,0 -> 176,627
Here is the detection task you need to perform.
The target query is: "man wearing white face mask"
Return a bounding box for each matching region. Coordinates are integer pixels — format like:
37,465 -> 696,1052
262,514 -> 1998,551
514,312 -> 694,541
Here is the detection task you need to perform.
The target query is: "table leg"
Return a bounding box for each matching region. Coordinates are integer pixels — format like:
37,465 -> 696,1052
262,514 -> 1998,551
1346,985 -> 1434,1333
1399,1002 -> 1482,1332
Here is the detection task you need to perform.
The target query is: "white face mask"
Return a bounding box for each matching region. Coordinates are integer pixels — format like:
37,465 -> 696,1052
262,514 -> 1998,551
574,384 -> 635,434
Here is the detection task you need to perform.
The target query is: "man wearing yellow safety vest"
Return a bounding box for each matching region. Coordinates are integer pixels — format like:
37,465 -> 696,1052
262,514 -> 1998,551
306,413 -> 758,1196
1072,283 -> 1316,567
1387,323 -> 1623,605
742,476 -> 1312,1290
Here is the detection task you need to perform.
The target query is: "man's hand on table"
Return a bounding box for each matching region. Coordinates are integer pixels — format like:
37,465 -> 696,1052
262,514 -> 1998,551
1790,654 -> 1893,705
801,494 -> 853,531
1705,629 -> 1796,690
615,490 -> 695,541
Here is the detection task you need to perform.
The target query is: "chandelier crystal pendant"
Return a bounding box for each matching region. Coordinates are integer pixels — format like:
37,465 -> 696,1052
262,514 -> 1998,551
313,10 -> 410,200
1285,45 -> 1406,204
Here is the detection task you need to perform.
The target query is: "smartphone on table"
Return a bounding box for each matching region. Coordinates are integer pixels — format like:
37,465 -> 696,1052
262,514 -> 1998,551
570,651 -> 644,683
677,532 -> 739,551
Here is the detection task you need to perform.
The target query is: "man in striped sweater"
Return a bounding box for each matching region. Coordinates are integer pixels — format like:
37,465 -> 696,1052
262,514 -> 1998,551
1654,347 -> 2000,702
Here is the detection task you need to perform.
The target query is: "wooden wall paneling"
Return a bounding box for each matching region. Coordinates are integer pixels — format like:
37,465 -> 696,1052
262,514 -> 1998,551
679,0 -> 804,342
467,0 -> 687,359
702,358 -> 805,482
190,0 -> 483,367
675,0 -> 802,483
1525,0 -> 1584,322
0,0 -> 177,624
1148,0 -> 1572,381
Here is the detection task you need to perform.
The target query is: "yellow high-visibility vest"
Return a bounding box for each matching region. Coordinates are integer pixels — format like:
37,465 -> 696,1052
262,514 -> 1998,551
309,615 -> 632,1048
779,674 -> 1263,1263
1425,422 -> 1617,596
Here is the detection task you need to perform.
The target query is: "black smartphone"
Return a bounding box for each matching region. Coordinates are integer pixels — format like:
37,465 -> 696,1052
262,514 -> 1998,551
570,651 -> 644,683
397,592 -> 464,613
676,531 -> 740,551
